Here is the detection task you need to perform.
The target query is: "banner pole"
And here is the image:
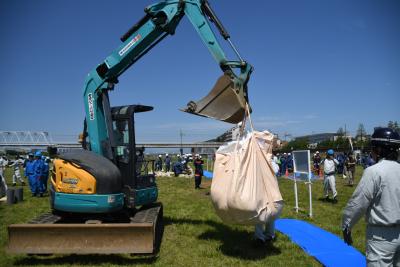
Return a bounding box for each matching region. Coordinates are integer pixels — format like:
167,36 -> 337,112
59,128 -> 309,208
308,150 -> 313,217
294,174 -> 299,213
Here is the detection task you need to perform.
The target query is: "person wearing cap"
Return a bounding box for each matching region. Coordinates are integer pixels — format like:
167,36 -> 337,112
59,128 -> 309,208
344,154 -> 356,186
41,156 -> 50,193
165,154 -> 171,172
193,154 -> 204,189
25,153 -> 37,196
0,156 -> 8,198
313,151 -> 321,175
32,151 -> 44,197
9,155 -> 25,186
342,127 -> 400,266
321,149 -> 339,203
280,153 -> 287,176
156,155 -> 163,171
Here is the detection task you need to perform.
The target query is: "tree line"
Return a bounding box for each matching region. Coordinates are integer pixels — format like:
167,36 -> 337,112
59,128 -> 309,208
280,121 -> 399,152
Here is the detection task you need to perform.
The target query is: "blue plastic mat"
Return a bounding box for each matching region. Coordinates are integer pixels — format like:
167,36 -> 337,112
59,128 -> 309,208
203,170 -> 213,179
275,219 -> 365,267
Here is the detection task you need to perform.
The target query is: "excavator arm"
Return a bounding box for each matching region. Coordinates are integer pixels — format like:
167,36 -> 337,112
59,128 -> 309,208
7,1 -> 254,255
83,0 -> 253,157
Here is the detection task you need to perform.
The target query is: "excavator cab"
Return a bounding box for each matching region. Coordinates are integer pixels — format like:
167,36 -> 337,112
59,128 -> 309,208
111,105 -> 158,209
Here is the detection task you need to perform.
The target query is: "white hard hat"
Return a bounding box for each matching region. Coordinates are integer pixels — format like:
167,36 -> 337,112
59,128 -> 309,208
158,155 -> 162,157
177,154 -> 181,157
166,153 -> 169,156
199,155 -> 202,159
316,151 -> 320,154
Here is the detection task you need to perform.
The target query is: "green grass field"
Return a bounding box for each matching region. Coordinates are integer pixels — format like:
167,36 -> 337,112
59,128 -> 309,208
0,166 -> 367,267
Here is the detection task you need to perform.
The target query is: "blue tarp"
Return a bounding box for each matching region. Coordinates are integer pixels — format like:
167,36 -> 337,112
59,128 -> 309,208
275,219 -> 366,267
203,170 -> 213,179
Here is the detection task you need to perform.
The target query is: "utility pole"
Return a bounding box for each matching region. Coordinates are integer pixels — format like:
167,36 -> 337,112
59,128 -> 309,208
180,129 -> 183,155
283,132 -> 291,141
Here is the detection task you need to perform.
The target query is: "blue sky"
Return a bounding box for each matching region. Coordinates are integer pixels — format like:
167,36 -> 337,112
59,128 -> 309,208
0,0 -> 399,143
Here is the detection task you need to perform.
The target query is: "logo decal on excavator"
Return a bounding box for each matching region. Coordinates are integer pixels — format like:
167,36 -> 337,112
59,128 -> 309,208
119,34 -> 142,56
88,93 -> 94,120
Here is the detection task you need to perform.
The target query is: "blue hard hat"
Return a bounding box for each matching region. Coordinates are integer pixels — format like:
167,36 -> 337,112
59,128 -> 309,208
327,149 -> 334,155
35,151 -> 42,157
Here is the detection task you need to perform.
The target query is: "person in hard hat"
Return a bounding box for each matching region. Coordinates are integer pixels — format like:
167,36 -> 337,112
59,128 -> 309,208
0,156 -> 8,198
342,127 -> 400,266
156,155 -> 163,171
41,156 -> 50,192
321,149 -> 339,203
9,155 -> 26,186
280,153 -> 287,176
344,154 -> 356,186
313,151 -> 321,175
286,153 -> 293,173
336,152 -> 345,176
24,153 -> 37,196
193,154 -> 204,189
173,154 -> 183,177
32,151 -> 44,197
165,154 -> 171,172
271,154 -> 280,176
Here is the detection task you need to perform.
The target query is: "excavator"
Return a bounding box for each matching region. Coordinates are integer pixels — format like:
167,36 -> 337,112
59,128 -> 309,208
8,0 -> 252,255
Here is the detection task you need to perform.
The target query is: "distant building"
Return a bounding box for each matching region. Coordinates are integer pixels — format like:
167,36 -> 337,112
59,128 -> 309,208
355,134 -> 370,142
294,133 -> 337,144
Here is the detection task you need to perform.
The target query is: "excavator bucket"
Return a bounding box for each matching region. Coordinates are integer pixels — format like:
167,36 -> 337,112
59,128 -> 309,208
181,73 -> 248,124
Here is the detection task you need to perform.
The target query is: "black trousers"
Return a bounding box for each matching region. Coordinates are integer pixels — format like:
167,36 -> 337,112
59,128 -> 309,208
195,175 -> 202,188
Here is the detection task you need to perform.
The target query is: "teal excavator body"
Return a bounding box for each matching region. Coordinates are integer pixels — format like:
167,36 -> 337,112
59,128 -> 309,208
51,0 -> 253,214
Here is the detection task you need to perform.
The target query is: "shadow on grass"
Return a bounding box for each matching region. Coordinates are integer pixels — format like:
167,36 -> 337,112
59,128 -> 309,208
164,216 -> 281,260
13,254 -> 158,266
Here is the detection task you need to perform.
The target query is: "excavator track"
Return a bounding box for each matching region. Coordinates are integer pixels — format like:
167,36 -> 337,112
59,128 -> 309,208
7,203 -> 163,255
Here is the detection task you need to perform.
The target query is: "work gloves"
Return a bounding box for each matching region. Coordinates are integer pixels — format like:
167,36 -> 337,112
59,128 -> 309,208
342,226 -> 353,245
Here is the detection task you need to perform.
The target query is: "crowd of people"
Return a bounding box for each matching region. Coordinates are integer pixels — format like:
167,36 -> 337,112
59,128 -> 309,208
1,127 -> 399,265
155,153 -> 205,189
271,152 -> 294,176
272,127 -> 400,265
0,151 -> 50,198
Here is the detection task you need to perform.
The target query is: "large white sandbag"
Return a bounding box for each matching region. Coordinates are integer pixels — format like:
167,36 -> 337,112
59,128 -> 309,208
211,130 -> 283,225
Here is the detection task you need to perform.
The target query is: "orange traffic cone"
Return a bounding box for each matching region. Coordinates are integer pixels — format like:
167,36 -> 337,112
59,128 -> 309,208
285,168 -> 289,177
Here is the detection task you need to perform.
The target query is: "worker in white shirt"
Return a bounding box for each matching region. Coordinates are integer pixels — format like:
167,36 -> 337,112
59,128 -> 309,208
342,127 -> 400,266
321,149 -> 339,203
9,156 -> 26,186
0,156 -> 8,198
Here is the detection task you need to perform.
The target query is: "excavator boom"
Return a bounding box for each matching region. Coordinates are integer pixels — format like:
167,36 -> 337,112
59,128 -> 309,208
84,0 -> 253,157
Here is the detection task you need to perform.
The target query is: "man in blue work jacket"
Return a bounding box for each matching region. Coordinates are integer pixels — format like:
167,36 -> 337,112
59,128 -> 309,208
41,156 -> 50,193
24,153 -> 36,196
33,151 -> 44,197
